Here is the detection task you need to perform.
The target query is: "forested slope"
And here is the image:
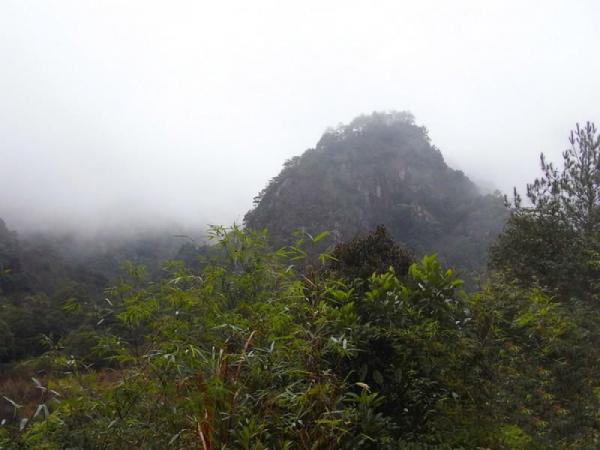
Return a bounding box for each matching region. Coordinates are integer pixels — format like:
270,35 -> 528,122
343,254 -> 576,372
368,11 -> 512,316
245,111 -> 508,274
0,220 -> 208,363
3,121 -> 600,448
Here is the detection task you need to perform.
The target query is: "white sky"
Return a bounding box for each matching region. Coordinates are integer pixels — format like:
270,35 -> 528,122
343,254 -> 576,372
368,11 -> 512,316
1,0 -> 599,232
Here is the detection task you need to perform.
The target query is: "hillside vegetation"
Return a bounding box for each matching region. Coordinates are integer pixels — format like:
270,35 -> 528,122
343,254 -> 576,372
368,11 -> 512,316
245,112 -> 508,274
2,119 -> 600,448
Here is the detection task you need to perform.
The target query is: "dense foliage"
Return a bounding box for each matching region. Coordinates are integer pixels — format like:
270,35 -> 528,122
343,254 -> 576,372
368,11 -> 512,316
329,225 -> 415,282
491,121 -> 600,300
2,121 -> 600,448
245,112 -> 508,275
0,223 -> 208,364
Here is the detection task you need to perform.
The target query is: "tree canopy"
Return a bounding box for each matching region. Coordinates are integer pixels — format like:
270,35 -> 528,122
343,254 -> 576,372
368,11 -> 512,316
491,122 -> 600,300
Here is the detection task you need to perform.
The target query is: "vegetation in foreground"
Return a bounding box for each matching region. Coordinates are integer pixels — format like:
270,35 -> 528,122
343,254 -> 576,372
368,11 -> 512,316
1,122 -> 600,448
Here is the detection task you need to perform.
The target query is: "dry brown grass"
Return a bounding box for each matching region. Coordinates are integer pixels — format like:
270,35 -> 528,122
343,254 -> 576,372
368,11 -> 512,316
0,374 -> 46,420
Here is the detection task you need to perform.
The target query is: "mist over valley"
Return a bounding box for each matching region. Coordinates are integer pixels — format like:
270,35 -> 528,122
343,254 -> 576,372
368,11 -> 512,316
2,2 -> 600,448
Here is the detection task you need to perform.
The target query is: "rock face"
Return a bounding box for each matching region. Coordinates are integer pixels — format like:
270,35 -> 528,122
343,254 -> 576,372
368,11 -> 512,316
244,111 -> 508,274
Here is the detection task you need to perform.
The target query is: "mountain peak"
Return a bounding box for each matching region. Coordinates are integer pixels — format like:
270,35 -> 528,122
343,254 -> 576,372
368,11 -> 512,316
245,112 -> 506,273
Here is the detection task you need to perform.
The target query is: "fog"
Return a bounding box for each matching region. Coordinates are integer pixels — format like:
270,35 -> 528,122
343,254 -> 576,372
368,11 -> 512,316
1,0 -> 599,234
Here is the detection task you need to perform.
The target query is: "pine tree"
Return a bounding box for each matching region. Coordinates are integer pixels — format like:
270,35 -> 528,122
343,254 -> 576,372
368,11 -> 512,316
491,122 -> 600,300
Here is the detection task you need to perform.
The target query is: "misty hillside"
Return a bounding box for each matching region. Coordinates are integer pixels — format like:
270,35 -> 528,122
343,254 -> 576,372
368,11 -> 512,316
0,218 -> 207,298
4,119 -> 600,448
245,111 -> 508,273
4,0 -> 600,446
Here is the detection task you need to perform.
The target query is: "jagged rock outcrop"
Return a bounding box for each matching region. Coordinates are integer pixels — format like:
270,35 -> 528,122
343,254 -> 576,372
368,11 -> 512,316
244,111 -> 507,273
